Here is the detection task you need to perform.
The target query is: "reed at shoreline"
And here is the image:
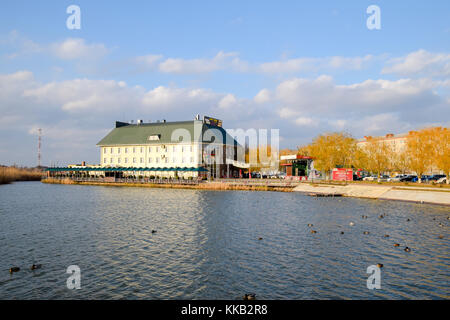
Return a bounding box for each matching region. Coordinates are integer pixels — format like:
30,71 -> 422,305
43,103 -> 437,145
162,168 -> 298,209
0,167 -> 42,184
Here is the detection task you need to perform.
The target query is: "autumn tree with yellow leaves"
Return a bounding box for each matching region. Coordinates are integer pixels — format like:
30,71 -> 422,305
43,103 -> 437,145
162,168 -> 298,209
405,129 -> 435,183
306,132 -> 356,180
360,138 -> 394,181
430,127 -> 450,184
292,127 -> 448,183
391,150 -> 409,174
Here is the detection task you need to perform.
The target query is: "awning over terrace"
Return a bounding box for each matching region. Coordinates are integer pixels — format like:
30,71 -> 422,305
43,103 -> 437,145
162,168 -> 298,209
45,167 -> 208,172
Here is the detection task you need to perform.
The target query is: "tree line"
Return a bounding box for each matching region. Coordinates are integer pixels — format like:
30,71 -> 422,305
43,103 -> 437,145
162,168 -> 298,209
299,127 -> 449,183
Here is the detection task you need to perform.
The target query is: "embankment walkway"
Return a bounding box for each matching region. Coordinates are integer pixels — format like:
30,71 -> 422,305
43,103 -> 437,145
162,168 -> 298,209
293,183 -> 450,206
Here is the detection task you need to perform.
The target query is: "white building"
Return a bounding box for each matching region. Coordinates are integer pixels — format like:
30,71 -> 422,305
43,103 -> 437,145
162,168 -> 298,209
96,117 -> 245,178
356,132 -> 408,154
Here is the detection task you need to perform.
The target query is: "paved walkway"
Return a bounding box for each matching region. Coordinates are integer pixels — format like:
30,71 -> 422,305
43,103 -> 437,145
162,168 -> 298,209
293,183 -> 450,205
380,189 -> 450,205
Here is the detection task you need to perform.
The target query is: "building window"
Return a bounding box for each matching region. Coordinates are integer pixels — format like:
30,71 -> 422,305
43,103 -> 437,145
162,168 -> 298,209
140,158 -> 143,163
125,158 -> 128,163
149,147 -> 152,152
156,157 -> 160,163
165,158 -> 168,163
172,157 -> 176,163
149,158 -> 153,163
190,157 -> 194,163
118,158 -> 121,163
156,147 -> 159,153
110,158 -> 113,163
133,157 -> 136,163
125,147 -> 128,153
118,148 -> 121,154
182,157 -> 185,163
173,146 -> 176,152
104,148 -> 107,154
140,147 -> 143,153
110,148 -> 113,153
104,158 -> 107,164
133,147 -> 136,153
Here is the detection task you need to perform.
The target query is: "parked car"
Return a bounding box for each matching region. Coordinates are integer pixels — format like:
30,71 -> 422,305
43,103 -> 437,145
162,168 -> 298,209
428,174 -> 446,181
363,175 -> 377,181
270,172 -> 286,179
400,175 -> 418,182
251,172 -> 261,179
411,175 -> 436,182
420,175 -> 433,182
388,174 -> 407,182
436,177 -> 447,184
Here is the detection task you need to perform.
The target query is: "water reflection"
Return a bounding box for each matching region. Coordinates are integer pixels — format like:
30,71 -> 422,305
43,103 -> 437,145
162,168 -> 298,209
0,182 -> 448,299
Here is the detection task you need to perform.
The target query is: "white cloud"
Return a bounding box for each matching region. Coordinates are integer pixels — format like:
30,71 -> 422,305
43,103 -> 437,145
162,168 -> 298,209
258,55 -> 373,73
1,70 -> 449,166
135,54 -> 164,69
159,51 -> 242,74
0,70 -> 240,165
23,79 -> 144,113
275,75 -> 443,116
50,38 -> 109,60
1,30 -> 43,58
328,55 -> 373,69
295,117 -> 317,126
259,58 -> 315,73
254,89 -> 272,104
218,94 -> 238,109
5,72 -> 227,118
274,75 -> 450,138
382,49 -> 450,77
142,86 -> 221,111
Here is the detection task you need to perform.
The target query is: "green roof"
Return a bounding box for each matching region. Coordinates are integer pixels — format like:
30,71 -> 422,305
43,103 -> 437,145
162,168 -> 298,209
96,120 -> 239,146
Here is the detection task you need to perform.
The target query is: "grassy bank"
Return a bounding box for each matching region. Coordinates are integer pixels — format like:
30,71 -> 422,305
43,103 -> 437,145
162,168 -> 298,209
0,167 -> 42,184
41,178 -> 294,192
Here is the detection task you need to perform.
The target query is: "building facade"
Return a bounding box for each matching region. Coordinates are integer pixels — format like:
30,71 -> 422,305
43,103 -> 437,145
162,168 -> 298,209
96,117 -> 245,178
356,133 -> 408,153
280,154 -> 313,179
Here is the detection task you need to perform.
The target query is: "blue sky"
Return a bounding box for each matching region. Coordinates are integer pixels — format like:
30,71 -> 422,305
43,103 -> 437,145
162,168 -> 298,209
0,1 -> 449,166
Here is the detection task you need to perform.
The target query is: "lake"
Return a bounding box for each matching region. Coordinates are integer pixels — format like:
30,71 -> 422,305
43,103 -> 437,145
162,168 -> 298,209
0,182 -> 448,299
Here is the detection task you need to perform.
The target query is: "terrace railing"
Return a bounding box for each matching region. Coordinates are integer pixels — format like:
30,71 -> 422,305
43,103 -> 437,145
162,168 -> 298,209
46,176 -> 201,185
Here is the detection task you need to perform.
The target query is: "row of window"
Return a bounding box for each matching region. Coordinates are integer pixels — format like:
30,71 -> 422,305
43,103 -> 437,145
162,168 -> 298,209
104,146 -> 194,154
104,157 -> 195,164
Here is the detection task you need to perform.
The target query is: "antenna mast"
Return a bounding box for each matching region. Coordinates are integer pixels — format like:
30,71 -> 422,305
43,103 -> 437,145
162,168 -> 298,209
37,128 -> 42,167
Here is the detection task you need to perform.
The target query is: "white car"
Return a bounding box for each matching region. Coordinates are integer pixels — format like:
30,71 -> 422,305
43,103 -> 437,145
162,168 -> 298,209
436,177 -> 447,184
363,176 -> 377,181
388,174 -> 407,182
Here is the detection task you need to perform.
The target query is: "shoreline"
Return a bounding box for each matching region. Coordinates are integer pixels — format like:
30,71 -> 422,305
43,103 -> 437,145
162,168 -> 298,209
40,178 -> 450,206
41,178 -> 294,192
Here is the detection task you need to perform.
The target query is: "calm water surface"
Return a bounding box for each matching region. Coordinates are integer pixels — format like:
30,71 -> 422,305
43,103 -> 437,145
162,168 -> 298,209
0,182 -> 448,299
